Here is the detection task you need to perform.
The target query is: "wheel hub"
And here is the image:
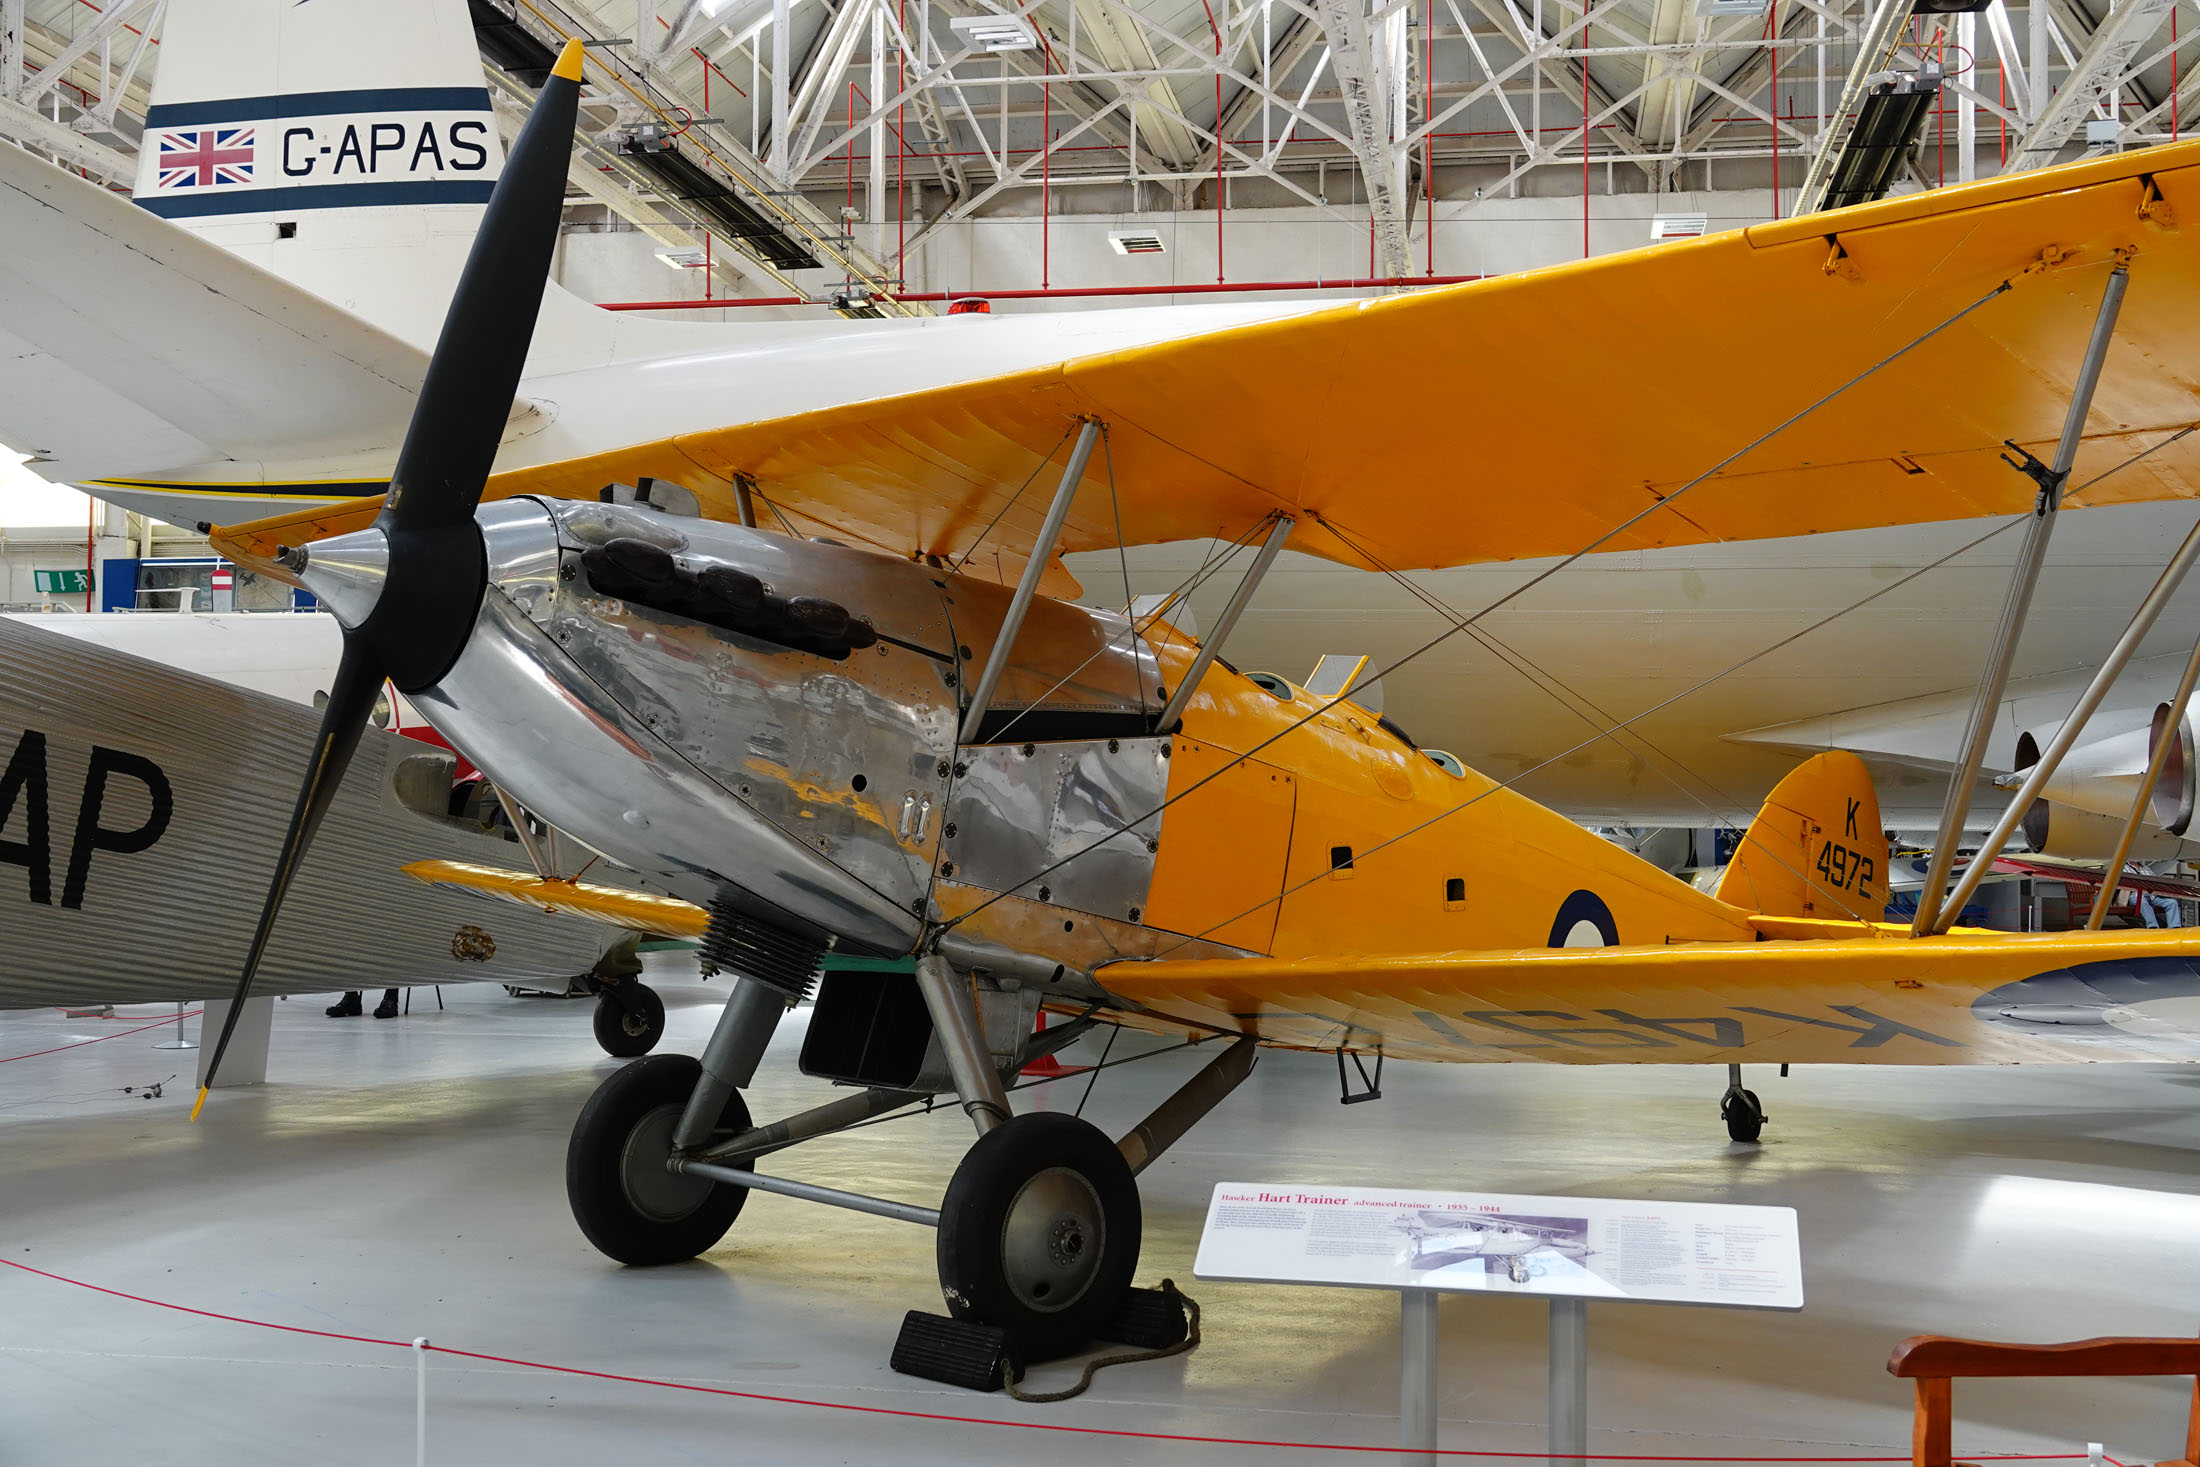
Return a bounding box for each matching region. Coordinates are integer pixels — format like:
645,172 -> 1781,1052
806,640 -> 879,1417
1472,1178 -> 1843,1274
619,1102 -> 714,1221
1000,1166 -> 1106,1312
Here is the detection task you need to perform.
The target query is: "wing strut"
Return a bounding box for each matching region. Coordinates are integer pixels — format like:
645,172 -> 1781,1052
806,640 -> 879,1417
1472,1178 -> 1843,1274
2090,628 -> 2200,926
1155,513 -> 1295,731
958,418 -> 1102,744
1936,503 -> 2200,928
1912,262 -> 2130,935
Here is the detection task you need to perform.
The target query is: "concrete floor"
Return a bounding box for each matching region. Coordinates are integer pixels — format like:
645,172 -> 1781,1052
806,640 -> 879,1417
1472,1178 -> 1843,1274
4,960 -> 2198,1466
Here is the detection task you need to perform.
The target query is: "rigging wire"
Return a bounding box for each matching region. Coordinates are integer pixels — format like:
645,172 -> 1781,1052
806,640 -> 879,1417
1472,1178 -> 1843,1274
950,422 -> 1077,573
1304,517 -> 1892,920
940,276 -> 2018,935
973,518 -> 1273,749
1147,513 -> 2031,955
1148,420 -> 2200,952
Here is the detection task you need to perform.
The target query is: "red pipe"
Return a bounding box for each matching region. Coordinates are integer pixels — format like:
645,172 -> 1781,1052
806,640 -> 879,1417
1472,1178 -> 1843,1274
1580,52 -> 1589,257
596,274 -> 1484,311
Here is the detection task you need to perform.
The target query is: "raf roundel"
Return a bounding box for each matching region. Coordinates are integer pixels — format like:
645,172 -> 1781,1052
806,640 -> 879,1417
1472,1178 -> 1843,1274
1548,890 -> 1618,949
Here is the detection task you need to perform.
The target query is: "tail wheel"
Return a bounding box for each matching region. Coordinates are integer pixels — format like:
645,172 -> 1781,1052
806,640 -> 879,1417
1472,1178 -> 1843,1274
1722,1088 -> 1766,1143
592,982 -> 666,1057
567,1054 -> 749,1264
936,1111 -> 1141,1363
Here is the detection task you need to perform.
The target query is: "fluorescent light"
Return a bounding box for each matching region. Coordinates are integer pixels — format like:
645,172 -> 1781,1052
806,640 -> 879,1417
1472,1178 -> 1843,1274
950,13 -> 1039,51
1108,229 -> 1166,255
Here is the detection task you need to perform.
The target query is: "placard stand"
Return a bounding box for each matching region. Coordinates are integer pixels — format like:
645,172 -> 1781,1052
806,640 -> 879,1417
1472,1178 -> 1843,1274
1395,1290 -> 1587,1467
1195,1182 -> 1802,1467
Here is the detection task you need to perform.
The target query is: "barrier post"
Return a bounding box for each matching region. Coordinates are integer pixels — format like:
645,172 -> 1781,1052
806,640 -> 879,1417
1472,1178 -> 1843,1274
414,1336 -> 428,1467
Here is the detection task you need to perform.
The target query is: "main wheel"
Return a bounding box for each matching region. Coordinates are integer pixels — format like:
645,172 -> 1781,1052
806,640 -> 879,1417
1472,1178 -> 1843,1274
567,1054 -> 750,1265
592,982 -> 665,1057
936,1111 -> 1141,1363
1722,1088 -> 1766,1143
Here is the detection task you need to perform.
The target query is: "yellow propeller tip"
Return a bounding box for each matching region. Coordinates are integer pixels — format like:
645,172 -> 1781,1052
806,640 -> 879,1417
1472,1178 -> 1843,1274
552,38 -> 586,81
189,1086 -> 208,1122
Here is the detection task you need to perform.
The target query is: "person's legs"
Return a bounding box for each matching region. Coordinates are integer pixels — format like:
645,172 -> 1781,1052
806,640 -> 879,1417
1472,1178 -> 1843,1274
326,991 -> 363,1018
373,989 -> 400,1019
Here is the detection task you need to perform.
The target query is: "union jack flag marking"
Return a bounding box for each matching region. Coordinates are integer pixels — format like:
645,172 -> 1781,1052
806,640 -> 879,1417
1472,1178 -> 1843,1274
157,127 -> 255,188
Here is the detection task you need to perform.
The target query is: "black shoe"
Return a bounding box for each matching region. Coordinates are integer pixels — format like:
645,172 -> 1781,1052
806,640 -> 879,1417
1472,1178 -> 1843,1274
373,992 -> 400,1019
326,993 -> 363,1018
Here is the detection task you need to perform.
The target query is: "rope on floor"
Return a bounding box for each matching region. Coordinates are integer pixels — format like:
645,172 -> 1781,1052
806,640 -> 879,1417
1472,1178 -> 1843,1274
1003,1279 -> 1202,1403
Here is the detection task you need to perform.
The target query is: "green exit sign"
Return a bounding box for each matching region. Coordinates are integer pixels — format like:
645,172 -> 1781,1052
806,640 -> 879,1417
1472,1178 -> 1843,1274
34,569 -> 92,595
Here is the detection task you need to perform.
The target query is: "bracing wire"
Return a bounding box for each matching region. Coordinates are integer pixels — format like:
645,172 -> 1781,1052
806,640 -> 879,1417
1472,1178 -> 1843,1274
972,518 -> 1274,749
940,276 -> 2019,935
1146,513 -> 2031,955
950,423 -> 1077,573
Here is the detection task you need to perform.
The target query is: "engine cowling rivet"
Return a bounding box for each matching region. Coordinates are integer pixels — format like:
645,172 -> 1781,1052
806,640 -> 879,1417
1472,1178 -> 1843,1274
1127,906 -> 1142,922
944,822 -> 958,839
940,861 -> 955,878
937,759 -> 952,779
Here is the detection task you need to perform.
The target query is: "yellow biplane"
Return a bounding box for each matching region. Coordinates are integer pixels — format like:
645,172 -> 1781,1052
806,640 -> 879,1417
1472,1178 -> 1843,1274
196,37 -> 2200,1372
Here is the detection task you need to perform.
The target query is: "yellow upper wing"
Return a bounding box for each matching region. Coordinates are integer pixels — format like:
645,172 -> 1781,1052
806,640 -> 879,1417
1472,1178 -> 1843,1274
1096,928 -> 2200,1065
218,139 -> 2200,576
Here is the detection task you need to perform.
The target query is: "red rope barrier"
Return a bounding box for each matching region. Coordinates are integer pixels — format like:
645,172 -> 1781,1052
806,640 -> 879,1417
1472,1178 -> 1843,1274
0,1259 -> 2116,1462
0,1011 -> 199,1064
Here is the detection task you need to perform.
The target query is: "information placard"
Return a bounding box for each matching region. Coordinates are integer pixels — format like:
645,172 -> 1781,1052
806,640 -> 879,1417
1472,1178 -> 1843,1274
1194,1183 -> 1802,1309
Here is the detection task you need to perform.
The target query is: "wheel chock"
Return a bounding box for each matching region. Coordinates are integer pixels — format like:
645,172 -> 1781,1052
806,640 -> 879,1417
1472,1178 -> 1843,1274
1100,1283 -> 1189,1350
889,1311 -> 1021,1392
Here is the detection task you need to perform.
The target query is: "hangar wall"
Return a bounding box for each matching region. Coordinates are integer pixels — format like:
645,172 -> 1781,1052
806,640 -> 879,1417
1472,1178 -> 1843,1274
552,188 -> 1780,314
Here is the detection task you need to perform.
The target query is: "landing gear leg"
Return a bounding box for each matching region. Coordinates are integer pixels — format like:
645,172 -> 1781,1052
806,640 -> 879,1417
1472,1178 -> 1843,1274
1721,1063 -> 1766,1143
566,909 -> 823,1264
917,954 -> 1140,1362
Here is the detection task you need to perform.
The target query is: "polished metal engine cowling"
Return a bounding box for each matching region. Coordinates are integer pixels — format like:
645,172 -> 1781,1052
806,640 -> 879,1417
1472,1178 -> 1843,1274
413,500 -> 956,951
414,497 -> 1190,965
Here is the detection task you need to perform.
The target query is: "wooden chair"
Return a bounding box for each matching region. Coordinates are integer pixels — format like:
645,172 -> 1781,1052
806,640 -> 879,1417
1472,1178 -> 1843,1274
1888,1333 -> 2200,1467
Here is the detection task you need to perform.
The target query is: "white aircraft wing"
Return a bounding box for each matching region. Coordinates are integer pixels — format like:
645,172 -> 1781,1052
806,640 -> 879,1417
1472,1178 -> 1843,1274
0,143 -> 426,483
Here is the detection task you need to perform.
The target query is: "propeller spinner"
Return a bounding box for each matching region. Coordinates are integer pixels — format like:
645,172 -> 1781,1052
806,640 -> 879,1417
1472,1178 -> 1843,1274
192,38 -> 590,1117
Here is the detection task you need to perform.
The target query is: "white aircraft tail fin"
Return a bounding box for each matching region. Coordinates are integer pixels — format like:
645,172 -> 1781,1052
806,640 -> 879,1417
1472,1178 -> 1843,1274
137,0 -> 506,352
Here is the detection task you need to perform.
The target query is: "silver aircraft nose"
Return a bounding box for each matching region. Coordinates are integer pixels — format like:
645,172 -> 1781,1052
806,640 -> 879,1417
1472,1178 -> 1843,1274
283,526 -> 389,630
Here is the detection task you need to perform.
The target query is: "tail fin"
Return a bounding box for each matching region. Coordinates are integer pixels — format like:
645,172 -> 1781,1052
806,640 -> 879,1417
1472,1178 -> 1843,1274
1715,751 -> 1892,921
135,0 -> 505,351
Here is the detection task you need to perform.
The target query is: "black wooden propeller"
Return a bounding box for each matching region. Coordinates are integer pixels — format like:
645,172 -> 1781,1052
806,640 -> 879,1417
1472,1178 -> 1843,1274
193,39 -> 590,1116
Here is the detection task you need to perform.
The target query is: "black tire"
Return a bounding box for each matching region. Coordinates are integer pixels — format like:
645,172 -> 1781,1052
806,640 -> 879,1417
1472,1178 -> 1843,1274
592,983 -> 665,1057
567,1054 -> 750,1265
1722,1088 -> 1766,1143
936,1111 -> 1141,1363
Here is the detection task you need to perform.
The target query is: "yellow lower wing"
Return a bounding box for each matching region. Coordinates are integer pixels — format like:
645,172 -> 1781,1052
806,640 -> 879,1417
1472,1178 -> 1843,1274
402,862 -> 2200,1068
1097,930 -> 2200,1066
402,860 -> 707,938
